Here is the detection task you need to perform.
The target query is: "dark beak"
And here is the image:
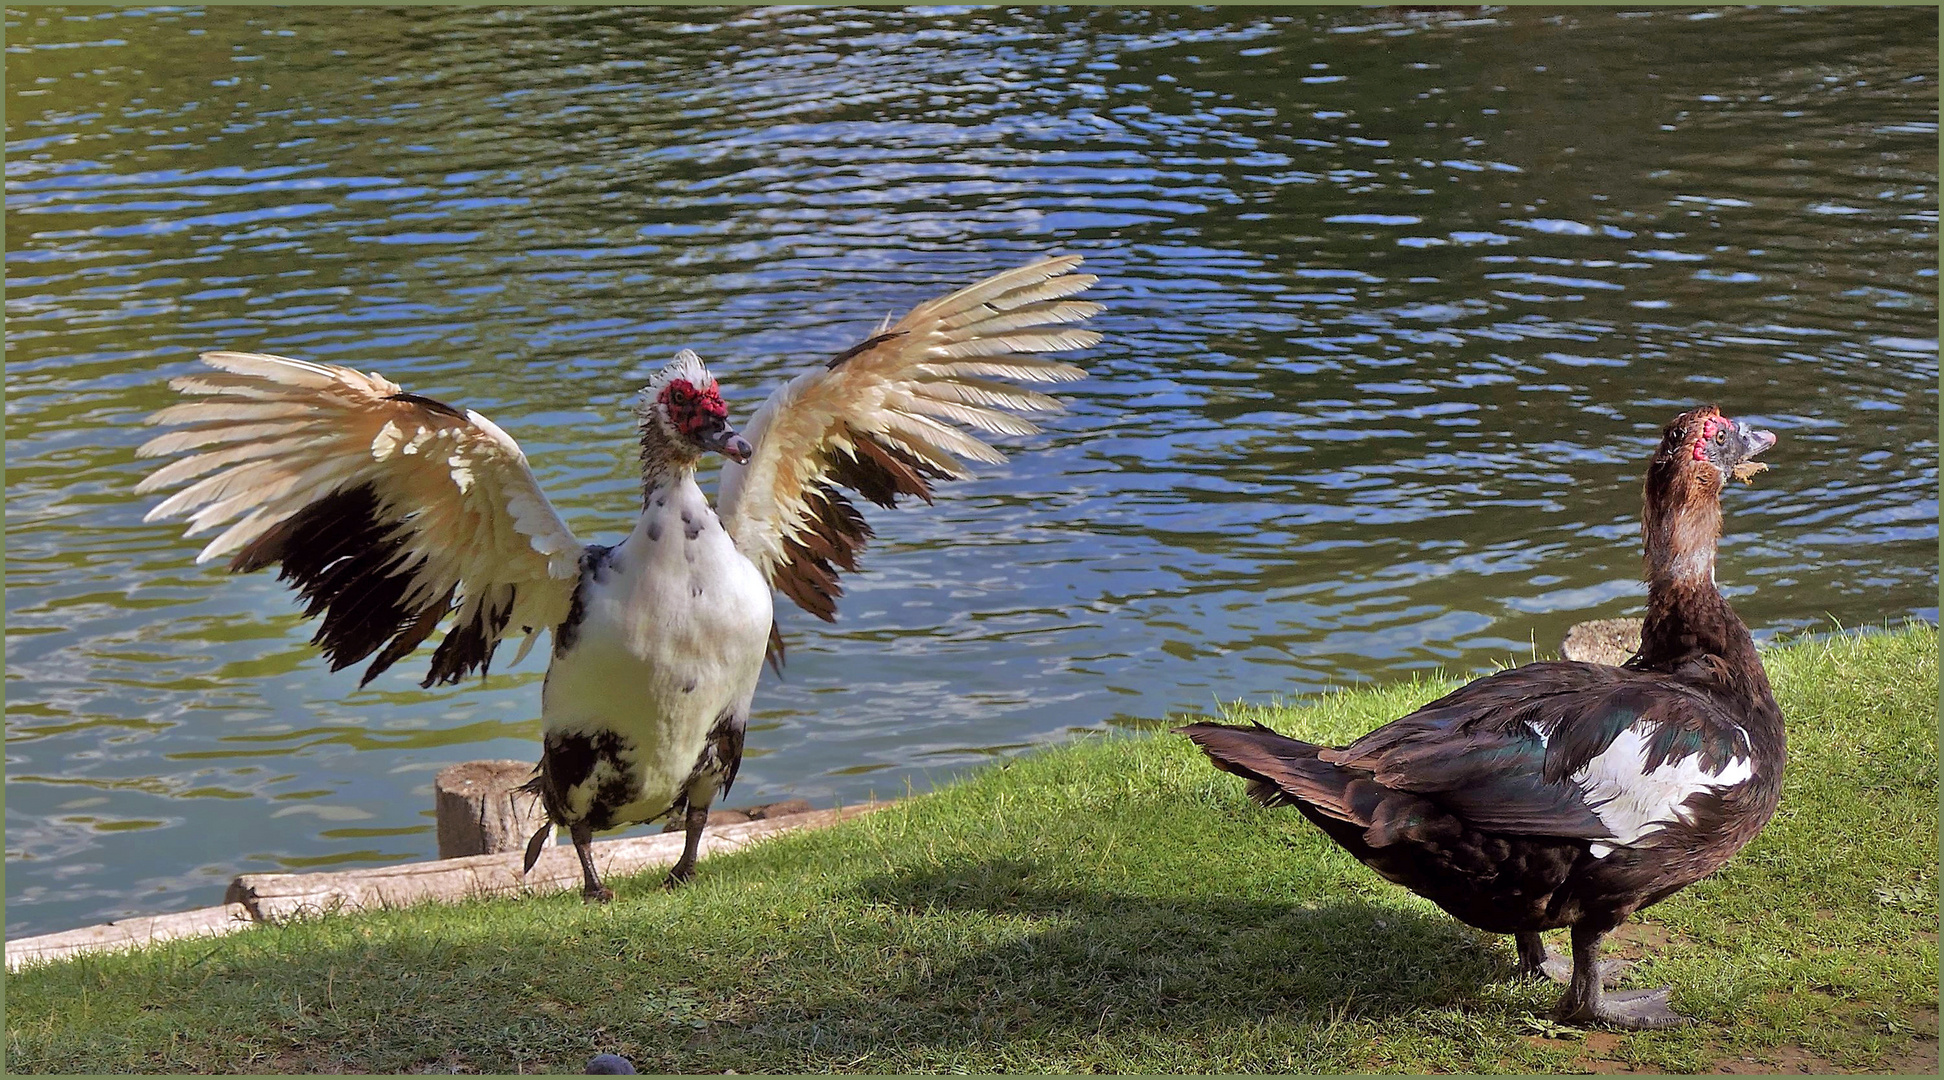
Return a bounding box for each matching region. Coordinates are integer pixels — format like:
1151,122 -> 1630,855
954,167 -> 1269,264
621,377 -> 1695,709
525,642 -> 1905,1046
1736,421 -> 1777,460
1731,421 -> 1777,482
700,422 -> 753,465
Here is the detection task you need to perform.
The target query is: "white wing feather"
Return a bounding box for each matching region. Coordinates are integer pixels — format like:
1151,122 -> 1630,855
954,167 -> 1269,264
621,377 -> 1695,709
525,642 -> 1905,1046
718,255 -> 1100,622
137,351 -> 583,685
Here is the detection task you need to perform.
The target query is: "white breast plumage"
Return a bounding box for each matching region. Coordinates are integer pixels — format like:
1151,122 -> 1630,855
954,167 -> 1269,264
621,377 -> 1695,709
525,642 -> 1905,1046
541,477 -> 772,822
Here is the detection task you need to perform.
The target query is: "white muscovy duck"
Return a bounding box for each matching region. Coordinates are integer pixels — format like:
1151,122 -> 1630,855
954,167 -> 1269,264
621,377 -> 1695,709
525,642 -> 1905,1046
137,255 -> 1101,901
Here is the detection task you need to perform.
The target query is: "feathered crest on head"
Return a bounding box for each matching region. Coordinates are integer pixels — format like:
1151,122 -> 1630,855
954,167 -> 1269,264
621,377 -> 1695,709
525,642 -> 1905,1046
638,349 -> 716,413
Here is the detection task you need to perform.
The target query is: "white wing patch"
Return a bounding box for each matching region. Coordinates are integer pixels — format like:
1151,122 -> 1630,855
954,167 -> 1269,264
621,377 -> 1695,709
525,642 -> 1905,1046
1573,724 -> 1753,857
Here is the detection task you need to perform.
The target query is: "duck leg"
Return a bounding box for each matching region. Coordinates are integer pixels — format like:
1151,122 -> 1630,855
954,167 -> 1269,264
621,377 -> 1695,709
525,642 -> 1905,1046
1516,930 -> 1631,986
1553,923 -> 1688,1029
570,822 -> 613,903
1515,931 -> 1551,979
663,803 -> 709,888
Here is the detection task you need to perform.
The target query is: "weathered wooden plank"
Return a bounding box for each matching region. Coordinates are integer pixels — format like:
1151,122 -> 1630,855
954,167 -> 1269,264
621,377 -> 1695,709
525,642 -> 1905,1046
8,802 -> 882,970
7,804 -> 878,971
5,903 -> 253,971
227,803 -> 883,922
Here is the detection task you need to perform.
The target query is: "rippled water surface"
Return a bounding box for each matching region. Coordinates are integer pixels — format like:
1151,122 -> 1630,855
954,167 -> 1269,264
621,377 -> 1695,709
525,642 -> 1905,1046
7,5 -> 1936,937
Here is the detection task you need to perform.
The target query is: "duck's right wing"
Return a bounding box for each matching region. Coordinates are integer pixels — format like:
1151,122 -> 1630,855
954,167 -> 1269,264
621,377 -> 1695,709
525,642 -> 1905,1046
716,255 -> 1100,626
137,351 -> 584,687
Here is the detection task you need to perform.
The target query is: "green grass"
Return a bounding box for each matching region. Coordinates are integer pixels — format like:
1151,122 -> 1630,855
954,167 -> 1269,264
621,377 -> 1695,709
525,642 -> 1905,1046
7,624 -> 1936,1074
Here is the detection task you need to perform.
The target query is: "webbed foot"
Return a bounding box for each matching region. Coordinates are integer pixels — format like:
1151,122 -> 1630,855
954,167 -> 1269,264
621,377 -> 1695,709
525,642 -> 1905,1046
570,822 -> 613,903
1551,923 -> 1692,1029
1514,933 -> 1627,986
662,802 -> 708,889
1538,950 -> 1630,988
1557,985 -> 1691,1030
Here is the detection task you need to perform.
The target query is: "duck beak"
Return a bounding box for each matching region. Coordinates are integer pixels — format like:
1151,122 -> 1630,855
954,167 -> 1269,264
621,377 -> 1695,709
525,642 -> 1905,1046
701,423 -> 754,465
1731,422 -> 1776,482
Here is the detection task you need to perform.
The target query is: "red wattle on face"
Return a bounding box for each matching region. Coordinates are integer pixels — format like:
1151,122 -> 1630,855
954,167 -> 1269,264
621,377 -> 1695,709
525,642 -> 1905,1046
1692,415 -> 1726,461
660,378 -> 729,439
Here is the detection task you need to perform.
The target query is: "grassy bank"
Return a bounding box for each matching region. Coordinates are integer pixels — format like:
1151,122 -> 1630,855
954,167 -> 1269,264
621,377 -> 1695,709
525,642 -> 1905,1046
7,624 -> 1936,1074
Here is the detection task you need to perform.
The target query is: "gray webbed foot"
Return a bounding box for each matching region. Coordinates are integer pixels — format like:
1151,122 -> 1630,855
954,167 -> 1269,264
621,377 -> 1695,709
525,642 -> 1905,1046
1513,932 -> 1627,986
1552,923 -> 1691,1029
1539,950 -> 1630,988
1558,985 -> 1691,1030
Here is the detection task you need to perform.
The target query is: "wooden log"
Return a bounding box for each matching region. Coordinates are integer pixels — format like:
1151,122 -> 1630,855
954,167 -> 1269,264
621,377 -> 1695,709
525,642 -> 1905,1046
434,758 -> 550,859
659,798 -> 815,832
1562,618 -> 1644,666
8,802 -> 883,972
4,903 -> 252,971
747,798 -> 814,819
227,803 -> 883,922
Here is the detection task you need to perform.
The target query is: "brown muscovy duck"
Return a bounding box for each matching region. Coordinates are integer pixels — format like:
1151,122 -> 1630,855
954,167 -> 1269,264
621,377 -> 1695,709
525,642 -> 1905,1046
1179,406 -> 1781,1029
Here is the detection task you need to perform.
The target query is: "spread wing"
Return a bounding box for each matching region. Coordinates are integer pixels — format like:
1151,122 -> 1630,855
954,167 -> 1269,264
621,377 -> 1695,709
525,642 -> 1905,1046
136,351 -> 583,687
717,254 -> 1101,626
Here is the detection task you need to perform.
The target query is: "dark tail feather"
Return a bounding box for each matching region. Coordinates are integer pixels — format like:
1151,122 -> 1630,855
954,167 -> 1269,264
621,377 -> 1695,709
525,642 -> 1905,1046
522,819 -> 553,875
1175,720 -> 1366,820
1175,720 -> 1328,806
517,764 -> 556,875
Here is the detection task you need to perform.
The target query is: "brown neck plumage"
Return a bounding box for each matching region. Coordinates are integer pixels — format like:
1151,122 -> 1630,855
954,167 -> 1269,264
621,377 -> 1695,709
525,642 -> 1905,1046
1630,452 -> 1765,693
1641,457 -> 1721,594
638,420 -> 699,503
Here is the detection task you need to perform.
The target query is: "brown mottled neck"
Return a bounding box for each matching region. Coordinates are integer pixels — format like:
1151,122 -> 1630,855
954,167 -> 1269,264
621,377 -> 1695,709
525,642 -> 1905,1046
1630,454 -> 1766,695
638,422 -> 699,504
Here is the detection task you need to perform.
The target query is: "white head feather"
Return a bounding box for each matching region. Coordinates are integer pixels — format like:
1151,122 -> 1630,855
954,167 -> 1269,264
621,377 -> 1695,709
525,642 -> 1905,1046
636,348 -> 719,432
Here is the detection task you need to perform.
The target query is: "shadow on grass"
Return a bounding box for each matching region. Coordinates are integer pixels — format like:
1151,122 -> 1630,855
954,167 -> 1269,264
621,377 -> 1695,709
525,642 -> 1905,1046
5,854 -> 1531,1074
704,855 -> 1514,1063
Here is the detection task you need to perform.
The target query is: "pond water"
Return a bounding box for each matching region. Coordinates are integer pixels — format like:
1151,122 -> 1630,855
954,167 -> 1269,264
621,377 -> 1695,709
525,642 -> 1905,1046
6,5 -> 1936,938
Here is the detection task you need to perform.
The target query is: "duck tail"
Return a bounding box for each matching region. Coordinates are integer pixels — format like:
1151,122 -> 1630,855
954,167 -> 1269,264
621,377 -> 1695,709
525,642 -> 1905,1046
1179,722 -> 1462,849
1175,720 -> 1344,810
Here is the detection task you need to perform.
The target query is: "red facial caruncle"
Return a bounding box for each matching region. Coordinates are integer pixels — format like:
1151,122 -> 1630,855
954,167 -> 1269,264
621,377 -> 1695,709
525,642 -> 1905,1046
1692,415 -> 1726,460
659,378 -> 728,439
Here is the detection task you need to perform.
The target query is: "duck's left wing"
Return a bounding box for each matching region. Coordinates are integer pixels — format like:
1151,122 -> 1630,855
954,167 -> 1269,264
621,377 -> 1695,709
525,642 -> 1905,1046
1326,662 -> 1756,847
717,255 -> 1101,629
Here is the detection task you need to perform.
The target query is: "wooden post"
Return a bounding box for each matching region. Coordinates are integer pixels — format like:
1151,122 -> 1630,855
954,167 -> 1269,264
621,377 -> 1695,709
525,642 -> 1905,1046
434,759 -> 551,859
1562,618 -> 1644,666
